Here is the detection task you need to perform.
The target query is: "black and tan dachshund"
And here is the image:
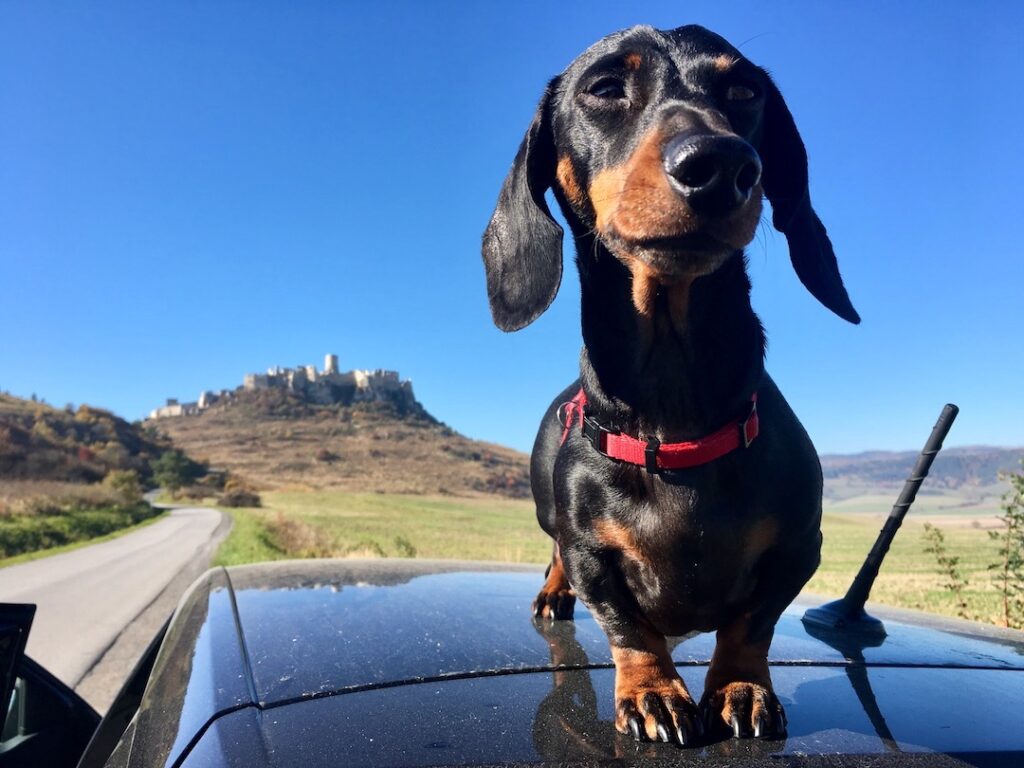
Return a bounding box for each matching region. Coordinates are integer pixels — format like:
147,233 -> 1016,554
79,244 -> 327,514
481,25 -> 859,747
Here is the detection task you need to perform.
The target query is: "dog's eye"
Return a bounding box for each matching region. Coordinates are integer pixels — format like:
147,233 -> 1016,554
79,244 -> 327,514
726,84 -> 758,101
586,77 -> 626,100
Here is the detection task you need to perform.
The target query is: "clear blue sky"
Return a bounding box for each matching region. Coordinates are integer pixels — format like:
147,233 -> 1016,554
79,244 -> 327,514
1,2 -> 1021,455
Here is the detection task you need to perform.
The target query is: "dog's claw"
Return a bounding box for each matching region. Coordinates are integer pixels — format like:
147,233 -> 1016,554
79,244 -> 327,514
616,680 -> 700,747
752,714 -> 763,738
531,588 -> 576,620
701,682 -> 785,741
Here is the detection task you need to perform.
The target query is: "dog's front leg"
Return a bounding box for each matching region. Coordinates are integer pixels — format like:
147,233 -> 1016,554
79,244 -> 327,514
532,542 -> 577,620
562,546 -> 702,746
611,628 -> 703,746
700,614 -> 786,739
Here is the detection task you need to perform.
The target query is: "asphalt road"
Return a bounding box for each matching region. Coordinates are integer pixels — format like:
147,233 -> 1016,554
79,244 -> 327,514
0,506 -> 228,710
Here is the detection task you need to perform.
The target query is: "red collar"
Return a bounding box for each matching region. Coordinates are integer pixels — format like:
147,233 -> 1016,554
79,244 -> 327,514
558,389 -> 758,472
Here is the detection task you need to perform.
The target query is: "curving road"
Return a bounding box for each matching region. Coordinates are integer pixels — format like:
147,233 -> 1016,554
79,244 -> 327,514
0,506 -> 228,711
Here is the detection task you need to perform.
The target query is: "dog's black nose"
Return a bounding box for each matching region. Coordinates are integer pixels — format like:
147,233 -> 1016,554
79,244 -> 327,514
663,135 -> 762,216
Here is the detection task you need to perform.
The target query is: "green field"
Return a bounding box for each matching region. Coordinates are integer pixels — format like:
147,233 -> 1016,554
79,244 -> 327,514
213,491 -> 553,566
214,491 -> 1010,626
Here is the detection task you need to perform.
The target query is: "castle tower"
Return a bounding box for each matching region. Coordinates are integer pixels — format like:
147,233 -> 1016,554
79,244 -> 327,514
324,353 -> 339,375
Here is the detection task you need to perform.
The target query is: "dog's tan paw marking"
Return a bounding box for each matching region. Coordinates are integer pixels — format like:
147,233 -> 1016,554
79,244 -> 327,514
700,681 -> 786,739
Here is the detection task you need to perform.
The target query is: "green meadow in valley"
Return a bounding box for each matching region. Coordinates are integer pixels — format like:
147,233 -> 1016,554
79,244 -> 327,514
213,490 -> 1007,625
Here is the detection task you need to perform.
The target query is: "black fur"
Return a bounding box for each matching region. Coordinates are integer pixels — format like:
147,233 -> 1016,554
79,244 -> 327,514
482,81 -> 564,331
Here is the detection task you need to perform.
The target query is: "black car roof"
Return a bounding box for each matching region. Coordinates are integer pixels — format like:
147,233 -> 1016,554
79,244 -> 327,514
118,559 -> 1024,768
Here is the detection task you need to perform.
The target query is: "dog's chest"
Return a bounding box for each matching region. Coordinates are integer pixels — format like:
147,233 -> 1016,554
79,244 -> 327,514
591,477 -> 780,631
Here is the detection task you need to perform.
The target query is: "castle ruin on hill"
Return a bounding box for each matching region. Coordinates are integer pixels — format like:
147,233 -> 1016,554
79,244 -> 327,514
147,353 -> 416,419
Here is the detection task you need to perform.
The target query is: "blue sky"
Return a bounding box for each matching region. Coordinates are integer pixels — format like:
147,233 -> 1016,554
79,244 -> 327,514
1,2 -> 1021,455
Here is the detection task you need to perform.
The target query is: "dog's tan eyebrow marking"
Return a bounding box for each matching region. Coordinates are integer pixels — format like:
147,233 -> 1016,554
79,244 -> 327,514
556,156 -> 586,209
624,52 -> 642,70
713,54 -> 739,72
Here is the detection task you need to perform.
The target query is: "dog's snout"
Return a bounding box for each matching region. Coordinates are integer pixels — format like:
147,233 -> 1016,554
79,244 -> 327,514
663,135 -> 762,216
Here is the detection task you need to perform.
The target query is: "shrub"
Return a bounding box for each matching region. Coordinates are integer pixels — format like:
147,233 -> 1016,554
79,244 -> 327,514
0,501 -> 159,558
393,535 -> 416,557
990,463 -> 1024,629
150,449 -> 202,493
923,523 -> 970,620
267,512 -> 333,557
218,488 -> 262,508
104,469 -> 142,503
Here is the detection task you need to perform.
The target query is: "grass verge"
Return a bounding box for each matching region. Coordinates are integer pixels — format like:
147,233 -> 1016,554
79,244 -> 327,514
213,491 -> 1006,625
0,509 -> 168,569
0,502 -> 164,560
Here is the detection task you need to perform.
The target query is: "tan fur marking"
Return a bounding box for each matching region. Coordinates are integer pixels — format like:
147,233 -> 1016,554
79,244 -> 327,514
713,54 -> 738,72
588,129 -> 695,244
704,613 -> 773,694
612,640 -> 695,739
746,519 -> 778,562
588,166 -> 628,235
666,277 -> 696,333
587,125 -> 763,288
703,614 -> 783,734
625,259 -> 660,318
594,519 -> 650,565
624,52 -> 642,70
555,155 -> 585,208
614,129 -> 678,239
533,544 -> 576,619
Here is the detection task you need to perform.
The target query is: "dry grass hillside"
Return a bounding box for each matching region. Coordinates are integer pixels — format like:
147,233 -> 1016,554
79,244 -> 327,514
153,389 -> 530,498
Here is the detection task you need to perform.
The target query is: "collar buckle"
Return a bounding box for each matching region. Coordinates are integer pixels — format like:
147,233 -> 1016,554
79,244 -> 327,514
644,437 -> 661,473
582,415 -> 616,454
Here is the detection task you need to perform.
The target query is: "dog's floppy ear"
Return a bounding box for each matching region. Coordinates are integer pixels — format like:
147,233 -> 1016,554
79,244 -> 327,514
759,72 -> 860,324
482,79 -> 563,332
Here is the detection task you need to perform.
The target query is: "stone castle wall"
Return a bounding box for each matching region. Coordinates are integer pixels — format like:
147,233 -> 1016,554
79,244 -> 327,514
148,354 -> 415,420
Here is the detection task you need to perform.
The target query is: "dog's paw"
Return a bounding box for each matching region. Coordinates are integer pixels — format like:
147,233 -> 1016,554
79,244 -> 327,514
700,682 -> 786,739
532,585 -> 576,619
616,677 -> 702,747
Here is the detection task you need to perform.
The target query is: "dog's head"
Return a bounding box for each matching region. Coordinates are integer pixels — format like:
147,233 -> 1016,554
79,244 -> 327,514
482,24 -> 859,330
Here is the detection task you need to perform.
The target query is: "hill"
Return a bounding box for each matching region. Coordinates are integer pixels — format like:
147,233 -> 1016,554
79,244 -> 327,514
0,393 -> 171,558
821,445 -> 1022,517
0,393 -> 170,483
152,388 -> 530,498
152,375 -> 1021,507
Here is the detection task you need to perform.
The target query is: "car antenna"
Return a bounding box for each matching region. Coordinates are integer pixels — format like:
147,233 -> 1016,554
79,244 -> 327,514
802,403 -> 959,637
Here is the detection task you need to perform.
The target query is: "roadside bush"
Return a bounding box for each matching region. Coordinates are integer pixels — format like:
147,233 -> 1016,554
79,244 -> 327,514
218,489 -> 261,507
0,501 -> 160,559
103,469 -> 142,503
